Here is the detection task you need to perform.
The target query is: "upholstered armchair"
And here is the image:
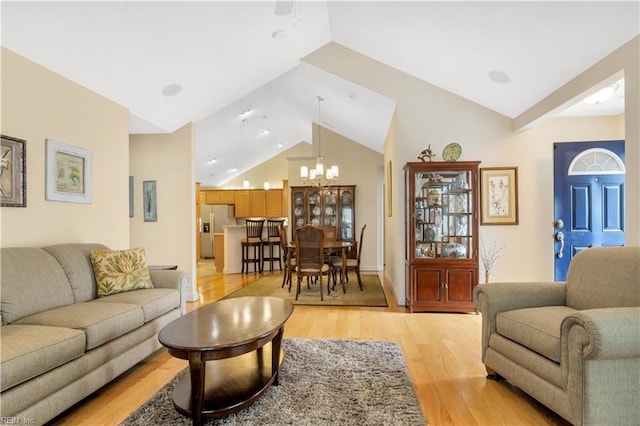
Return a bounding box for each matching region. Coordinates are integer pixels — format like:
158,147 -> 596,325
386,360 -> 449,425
473,246 -> 640,426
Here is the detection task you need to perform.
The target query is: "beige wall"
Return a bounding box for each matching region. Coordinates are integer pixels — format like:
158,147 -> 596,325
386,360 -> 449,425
1,47 -> 130,249
129,125 -> 196,300
2,48 -> 196,301
481,115 -> 624,282
304,40 -> 639,304
383,110 -> 398,281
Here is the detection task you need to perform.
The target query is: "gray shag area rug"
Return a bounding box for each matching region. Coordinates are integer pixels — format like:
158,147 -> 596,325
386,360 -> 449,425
120,338 -> 426,425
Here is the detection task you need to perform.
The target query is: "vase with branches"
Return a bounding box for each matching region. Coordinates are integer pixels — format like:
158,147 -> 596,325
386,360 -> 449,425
480,239 -> 506,283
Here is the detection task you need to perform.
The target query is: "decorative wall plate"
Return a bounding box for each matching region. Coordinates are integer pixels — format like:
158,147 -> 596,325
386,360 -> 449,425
442,143 -> 462,162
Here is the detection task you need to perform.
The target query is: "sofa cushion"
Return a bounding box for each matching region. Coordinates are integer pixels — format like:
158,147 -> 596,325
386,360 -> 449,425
98,288 -> 180,322
43,243 -> 109,302
496,306 -> 576,363
0,247 -> 75,325
91,248 -> 154,297
0,324 -> 86,391
14,302 -> 143,350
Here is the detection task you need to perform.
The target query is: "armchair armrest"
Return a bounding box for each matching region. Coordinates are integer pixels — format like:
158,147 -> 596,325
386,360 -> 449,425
149,270 -> 189,315
473,282 -> 567,319
561,307 -> 640,360
473,282 -> 567,360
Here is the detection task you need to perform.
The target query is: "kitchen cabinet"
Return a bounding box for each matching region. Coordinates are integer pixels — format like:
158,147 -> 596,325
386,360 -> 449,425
199,188 -> 284,218
234,190 -> 250,218
249,190 -> 266,217
403,161 -> 480,313
290,185 -> 356,242
203,190 -> 235,205
266,190 -> 283,218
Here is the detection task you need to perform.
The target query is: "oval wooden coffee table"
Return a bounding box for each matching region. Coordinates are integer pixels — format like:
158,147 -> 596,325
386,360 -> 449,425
158,296 -> 294,425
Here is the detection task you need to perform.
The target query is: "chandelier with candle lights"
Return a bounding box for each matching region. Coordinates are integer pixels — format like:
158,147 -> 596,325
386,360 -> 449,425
300,96 -> 339,187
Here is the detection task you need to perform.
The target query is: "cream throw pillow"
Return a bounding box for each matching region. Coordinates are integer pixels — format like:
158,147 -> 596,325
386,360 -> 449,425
91,248 -> 154,297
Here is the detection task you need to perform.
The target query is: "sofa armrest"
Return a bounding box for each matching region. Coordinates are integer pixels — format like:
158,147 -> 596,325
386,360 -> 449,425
149,270 -> 189,315
561,307 -> 640,360
473,282 -> 567,360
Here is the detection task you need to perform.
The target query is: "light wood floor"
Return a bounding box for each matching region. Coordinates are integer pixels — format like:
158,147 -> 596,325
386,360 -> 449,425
50,261 -> 567,425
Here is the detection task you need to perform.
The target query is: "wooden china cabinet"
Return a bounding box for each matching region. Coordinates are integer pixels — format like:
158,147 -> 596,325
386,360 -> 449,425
403,161 -> 480,313
289,185 -> 356,244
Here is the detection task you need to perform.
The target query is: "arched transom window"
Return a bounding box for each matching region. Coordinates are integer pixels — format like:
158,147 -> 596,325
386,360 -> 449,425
568,148 -> 625,175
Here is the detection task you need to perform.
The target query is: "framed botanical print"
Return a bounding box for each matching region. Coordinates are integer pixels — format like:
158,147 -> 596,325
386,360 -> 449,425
1,135 -> 27,207
480,167 -> 519,225
46,138 -> 92,204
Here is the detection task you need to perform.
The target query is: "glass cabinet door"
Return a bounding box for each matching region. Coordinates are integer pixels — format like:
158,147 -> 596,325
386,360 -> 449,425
414,170 -> 473,259
308,190 -> 322,226
323,189 -> 338,227
292,189 -> 306,228
339,188 -> 354,240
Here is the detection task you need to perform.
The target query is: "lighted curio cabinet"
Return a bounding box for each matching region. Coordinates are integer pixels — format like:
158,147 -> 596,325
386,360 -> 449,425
290,186 -> 356,243
403,161 -> 480,313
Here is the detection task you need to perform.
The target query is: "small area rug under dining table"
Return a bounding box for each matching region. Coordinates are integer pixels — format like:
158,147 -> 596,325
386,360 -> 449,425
120,338 -> 426,425
223,273 -> 387,307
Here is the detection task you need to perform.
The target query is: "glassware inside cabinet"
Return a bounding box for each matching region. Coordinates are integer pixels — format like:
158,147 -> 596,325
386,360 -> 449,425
414,169 -> 474,259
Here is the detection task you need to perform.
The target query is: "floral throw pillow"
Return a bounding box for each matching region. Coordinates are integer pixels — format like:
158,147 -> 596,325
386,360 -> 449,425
91,248 -> 154,297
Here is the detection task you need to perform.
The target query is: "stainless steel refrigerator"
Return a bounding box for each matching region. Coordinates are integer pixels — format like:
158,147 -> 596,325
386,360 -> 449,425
200,205 -> 235,259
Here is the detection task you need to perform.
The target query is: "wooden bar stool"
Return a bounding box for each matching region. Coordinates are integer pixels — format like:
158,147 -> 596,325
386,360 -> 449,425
262,219 -> 285,272
241,219 -> 265,274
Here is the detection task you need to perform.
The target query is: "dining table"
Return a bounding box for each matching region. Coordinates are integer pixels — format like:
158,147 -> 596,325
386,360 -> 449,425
287,239 -> 352,293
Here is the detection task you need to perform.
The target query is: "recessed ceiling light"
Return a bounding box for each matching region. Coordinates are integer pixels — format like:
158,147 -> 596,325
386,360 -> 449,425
261,129 -> 270,135
240,109 -> 252,119
488,70 -> 510,84
228,168 -> 237,173
162,83 -> 182,96
208,158 -> 217,164
277,142 -> 283,148
583,84 -> 618,104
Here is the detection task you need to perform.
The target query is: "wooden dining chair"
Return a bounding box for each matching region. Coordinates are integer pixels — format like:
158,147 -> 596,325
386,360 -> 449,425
294,225 -> 332,301
280,225 -> 296,291
332,224 -> 366,290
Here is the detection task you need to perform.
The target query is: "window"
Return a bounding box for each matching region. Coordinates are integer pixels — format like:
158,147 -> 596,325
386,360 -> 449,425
568,148 -> 625,175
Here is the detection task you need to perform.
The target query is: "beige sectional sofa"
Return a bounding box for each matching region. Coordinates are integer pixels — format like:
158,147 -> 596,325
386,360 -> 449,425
473,246 -> 640,425
0,243 -> 188,425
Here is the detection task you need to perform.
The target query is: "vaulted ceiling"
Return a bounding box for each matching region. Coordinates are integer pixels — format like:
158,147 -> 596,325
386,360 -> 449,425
2,1 -> 638,187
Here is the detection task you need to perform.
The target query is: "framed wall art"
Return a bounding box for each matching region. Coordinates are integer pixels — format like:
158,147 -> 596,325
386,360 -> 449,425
129,176 -> 134,217
1,135 -> 27,207
480,167 -> 519,225
143,180 -> 157,222
46,138 -> 92,204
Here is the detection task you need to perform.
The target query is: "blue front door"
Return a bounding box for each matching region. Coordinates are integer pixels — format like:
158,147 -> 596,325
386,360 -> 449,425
553,140 -> 625,281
